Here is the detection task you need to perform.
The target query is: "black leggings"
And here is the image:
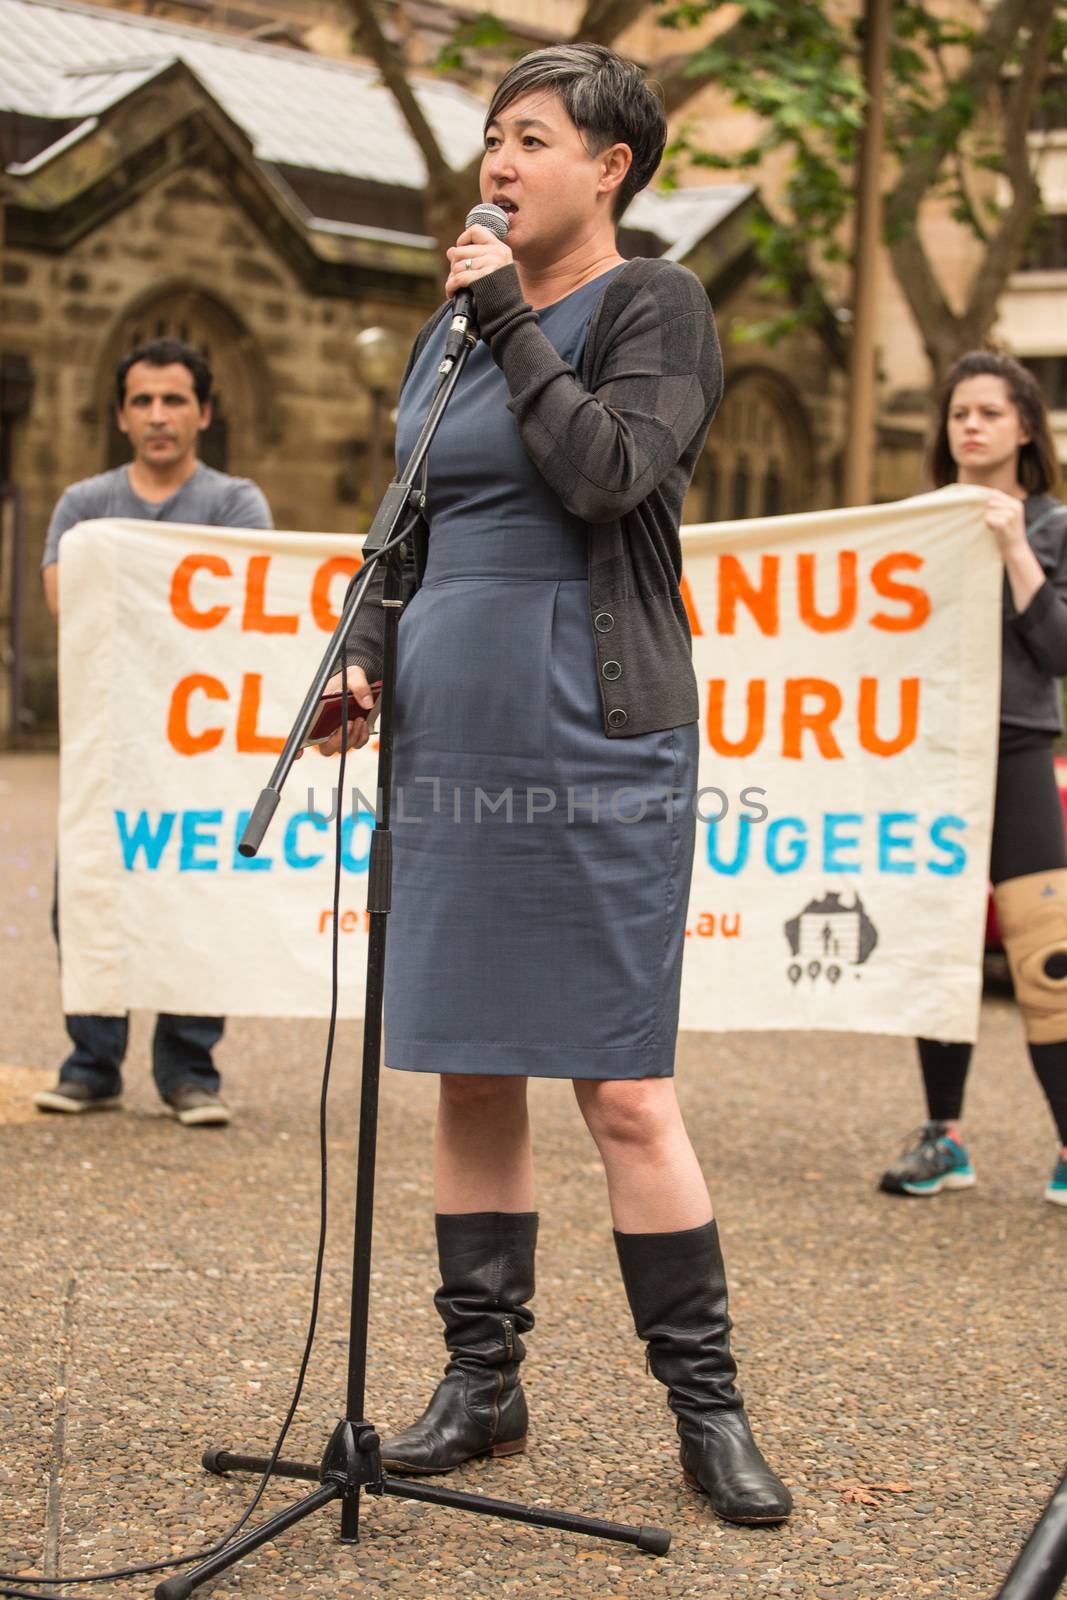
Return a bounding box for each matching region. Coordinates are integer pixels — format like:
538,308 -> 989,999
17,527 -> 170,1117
918,734 -> 1067,1143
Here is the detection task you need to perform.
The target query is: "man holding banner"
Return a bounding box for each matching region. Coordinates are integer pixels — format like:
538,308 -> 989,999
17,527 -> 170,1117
35,337 -> 272,1128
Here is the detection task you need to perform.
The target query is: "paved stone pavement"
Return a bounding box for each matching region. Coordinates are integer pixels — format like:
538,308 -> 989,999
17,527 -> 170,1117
1,751 -> 1064,1600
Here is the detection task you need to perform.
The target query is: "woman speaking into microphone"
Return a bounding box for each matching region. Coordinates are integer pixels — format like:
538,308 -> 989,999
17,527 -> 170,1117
328,43 -> 791,1524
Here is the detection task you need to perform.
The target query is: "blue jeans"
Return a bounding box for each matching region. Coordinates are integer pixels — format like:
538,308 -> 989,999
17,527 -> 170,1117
52,869 -> 223,1099
59,1012 -> 223,1100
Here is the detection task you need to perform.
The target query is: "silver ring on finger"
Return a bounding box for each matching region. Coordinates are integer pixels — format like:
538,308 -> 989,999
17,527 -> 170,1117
465,258 -> 475,274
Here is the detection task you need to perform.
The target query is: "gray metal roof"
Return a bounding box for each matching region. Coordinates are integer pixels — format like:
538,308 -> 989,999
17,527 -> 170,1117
0,0 -> 486,187
2,0 -> 754,253
626,184 -> 754,260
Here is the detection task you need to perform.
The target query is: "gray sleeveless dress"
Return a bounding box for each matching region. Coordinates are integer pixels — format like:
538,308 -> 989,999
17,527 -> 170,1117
386,267 -> 698,1079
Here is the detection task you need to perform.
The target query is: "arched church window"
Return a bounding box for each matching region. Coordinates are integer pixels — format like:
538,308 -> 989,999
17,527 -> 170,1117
731,455 -> 750,521
702,451 -> 720,522
98,286 -> 270,478
685,367 -> 814,523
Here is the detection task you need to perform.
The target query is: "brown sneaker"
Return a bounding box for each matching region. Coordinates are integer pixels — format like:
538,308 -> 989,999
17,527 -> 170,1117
163,1084 -> 232,1127
34,1081 -> 122,1114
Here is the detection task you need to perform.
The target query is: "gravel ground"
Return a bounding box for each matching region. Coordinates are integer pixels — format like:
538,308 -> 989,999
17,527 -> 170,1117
1,751 -> 1064,1600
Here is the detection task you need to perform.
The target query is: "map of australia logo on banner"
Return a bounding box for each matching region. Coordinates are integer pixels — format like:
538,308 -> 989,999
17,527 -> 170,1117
784,892 -> 878,990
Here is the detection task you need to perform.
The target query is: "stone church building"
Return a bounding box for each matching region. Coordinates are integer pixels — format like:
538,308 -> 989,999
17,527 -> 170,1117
1,0 -> 850,735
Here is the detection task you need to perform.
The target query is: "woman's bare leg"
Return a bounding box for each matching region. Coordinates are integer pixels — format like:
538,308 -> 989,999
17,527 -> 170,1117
572,1076 -> 712,1232
433,1073 -> 534,1212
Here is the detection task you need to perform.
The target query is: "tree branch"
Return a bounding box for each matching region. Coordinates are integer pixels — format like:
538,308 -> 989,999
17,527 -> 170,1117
881,0 -> 1058,376
886,0 -> 1049,233
571,0 -> 744,117
656,49 -> 709,117
653,23 -> 748,117
951,147 -> 991,243
345,0 -> 452,189
888,228 -> 958,370
964,0 -> 1058,323
573,0 -> 648,48
928,29 -> 991,243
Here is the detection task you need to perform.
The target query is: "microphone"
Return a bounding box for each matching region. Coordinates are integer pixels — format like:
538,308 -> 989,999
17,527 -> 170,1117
441,202 -> 510,368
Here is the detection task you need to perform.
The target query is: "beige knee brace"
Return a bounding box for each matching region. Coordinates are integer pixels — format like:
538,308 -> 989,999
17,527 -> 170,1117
993,869 -> 1067,1043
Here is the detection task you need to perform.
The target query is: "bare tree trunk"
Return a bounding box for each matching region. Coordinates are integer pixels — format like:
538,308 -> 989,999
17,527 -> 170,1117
886,0 -> 1058,384
574,0 -> 647,47
345,0 -> 479,249
843,0 -> 890,506
425,180 -> 481,255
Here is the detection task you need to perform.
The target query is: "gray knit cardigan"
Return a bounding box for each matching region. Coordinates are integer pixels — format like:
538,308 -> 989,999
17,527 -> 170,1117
345,255 -> 723,736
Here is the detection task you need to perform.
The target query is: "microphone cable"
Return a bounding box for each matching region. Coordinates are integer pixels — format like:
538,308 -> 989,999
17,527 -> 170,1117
0,514 -> 417,1600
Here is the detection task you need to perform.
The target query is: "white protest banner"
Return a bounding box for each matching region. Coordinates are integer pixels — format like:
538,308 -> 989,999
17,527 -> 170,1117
679,485 -> 1000,1038
58,487 -> 1000,1036
58,519 -> 384,1019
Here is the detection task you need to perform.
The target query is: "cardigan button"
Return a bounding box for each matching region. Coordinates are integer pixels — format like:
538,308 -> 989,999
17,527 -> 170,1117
594,612 -> 615,632
602,659 -> 622,681
607,708 -> 628,729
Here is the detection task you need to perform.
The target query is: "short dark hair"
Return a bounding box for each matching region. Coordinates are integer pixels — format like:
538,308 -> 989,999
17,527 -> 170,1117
484,43 -> 667,220
115,338 -> 212,409
929,350 -> 1060,494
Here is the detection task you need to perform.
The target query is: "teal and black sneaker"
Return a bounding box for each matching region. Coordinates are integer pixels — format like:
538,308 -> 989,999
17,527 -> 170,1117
1045,1154 -> 1067,1208
879,1121 -> 977,1197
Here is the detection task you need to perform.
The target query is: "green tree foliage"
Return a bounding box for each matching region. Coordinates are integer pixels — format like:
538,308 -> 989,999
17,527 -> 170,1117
656,0 -> 1065,373
659,0 -> 865,343
349,0 -> 1066,380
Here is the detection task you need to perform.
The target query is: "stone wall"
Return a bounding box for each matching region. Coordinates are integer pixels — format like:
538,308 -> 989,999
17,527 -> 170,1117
4,168 -> 434,730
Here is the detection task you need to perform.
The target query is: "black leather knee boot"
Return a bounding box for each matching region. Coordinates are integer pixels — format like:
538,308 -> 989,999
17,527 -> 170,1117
381,1211 -> 537,1475
614,1220 -> 792,1525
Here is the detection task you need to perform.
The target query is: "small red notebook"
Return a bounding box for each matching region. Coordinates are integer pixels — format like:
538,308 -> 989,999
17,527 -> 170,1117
303,682 -> 382,747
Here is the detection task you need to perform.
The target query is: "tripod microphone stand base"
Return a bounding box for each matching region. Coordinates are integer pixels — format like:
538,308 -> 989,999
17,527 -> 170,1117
154,1422 -> 669,1598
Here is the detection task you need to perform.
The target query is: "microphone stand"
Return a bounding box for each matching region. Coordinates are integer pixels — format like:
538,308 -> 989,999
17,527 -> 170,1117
154,327 -> 670,1599
994,1467 -> 1067,1600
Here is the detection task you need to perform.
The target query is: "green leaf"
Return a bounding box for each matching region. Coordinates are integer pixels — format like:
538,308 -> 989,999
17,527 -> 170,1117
432,10 -> 513,73
646,0 -> 1059,351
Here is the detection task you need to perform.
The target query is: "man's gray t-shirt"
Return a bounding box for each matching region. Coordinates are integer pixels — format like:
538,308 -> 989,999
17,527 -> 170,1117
43,462 -> 272,568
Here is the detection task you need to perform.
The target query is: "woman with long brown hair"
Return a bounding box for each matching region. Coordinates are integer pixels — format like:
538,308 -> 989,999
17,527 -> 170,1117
880,351 -> 1067,1207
